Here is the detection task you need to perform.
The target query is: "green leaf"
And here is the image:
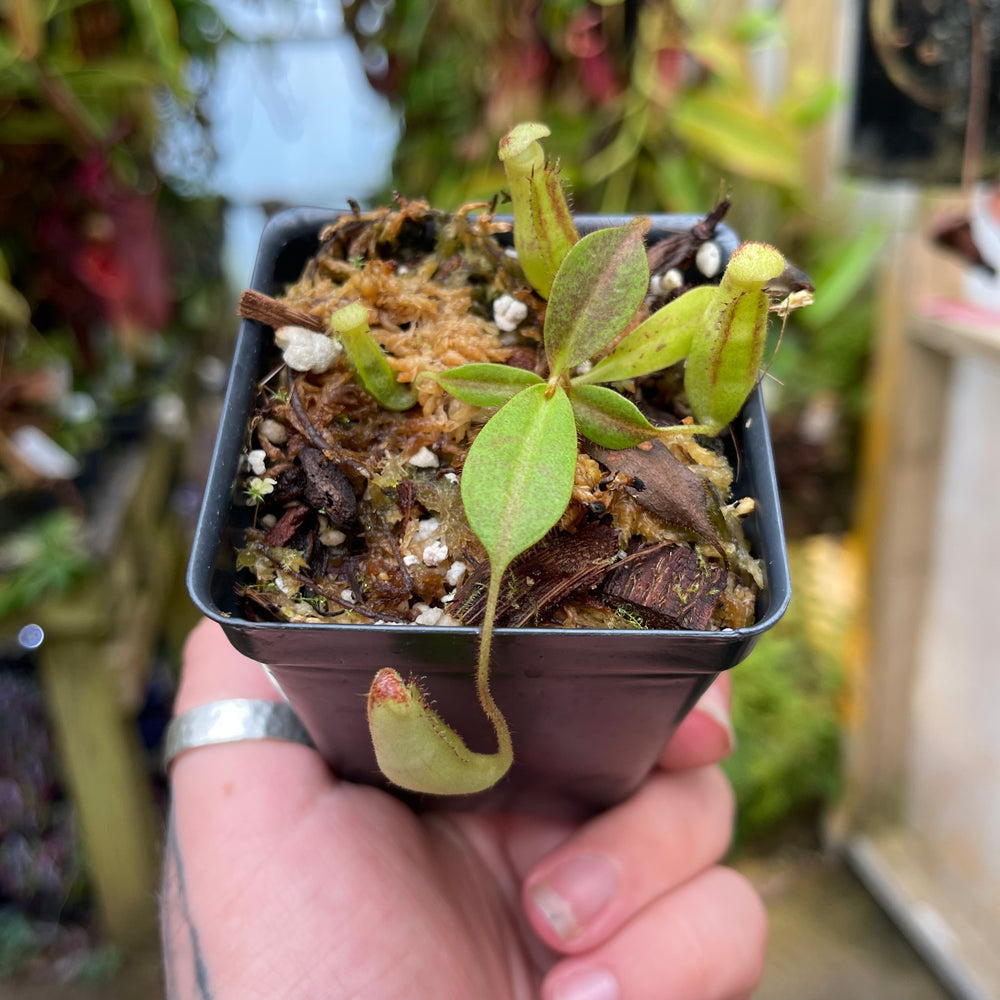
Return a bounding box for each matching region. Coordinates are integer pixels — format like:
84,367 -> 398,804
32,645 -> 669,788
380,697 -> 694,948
330,303 -> 418,411
654,154 -> 706,214
127,0 -> 185,95
671,91 -> 803,189
544,219 -> 651,377
60,59 -> 169,93
432,363 -> 542,408
461,383 -> 577,572
568,385 -> 659,449
784,75 -> 842,129
574,284 -> 715,386
797,225 -> 884,329
0,277 -> 31,328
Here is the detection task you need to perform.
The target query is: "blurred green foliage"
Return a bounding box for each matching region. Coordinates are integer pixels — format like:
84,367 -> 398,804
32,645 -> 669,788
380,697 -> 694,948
0,0 -> 229,429
0,910 -> 37,979
725,542 -> 846,844
0,509 -> 92,618
0,1 -> 229,602
345,0 -> 831,216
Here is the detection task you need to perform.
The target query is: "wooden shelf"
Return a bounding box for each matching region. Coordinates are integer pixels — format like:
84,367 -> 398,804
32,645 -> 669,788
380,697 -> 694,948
839,222 -> 1000,1000
912,298 -> 1000,364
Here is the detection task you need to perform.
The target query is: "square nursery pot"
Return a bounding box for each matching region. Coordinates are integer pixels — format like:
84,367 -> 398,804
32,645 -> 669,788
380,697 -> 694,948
188,207 -> 791,818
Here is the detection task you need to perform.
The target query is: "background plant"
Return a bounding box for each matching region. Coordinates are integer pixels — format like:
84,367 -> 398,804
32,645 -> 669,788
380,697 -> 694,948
0,0 -> 229,491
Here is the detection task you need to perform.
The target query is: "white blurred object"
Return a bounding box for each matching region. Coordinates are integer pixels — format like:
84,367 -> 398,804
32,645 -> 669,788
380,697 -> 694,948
152,392 -> 188,437
965,182 -> 1000,310
9,426 -> 81,480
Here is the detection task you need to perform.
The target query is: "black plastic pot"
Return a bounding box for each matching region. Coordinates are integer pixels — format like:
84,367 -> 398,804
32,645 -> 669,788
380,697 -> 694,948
187,208 -> 791,818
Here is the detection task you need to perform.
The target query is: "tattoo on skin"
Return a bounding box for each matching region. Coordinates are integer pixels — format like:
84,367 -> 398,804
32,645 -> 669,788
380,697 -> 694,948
162,808 -> 214,1000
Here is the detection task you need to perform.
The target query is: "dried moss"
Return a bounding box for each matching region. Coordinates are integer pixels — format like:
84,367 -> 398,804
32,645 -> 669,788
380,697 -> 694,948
235,201 -> 762,630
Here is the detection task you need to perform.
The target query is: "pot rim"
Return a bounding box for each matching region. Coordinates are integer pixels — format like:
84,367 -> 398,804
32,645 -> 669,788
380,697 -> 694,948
187,206 -> 791,644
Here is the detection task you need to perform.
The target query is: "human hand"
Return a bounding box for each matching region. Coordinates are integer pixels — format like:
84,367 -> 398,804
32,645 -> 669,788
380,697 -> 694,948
161,618 -> 765,1000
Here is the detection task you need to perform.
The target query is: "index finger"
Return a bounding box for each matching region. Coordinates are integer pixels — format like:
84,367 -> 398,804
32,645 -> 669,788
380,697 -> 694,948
169,618 -> 333,803
657,674 -> 734,771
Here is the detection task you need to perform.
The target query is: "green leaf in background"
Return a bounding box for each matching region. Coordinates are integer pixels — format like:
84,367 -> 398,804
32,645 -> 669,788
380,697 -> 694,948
0,510 -> 93,619
544,219 -> 651,377
583,116 -> 644,186
330,303 -> 418,411
671,90 -> 803,189
653,154 -> 707,214
461,382 -> 577,574
7,0 -> 42,61
575,284 -> 715,386
127,0 -> 185,95
59,59 -> 172,94
568,385 -> 659,449
797,225 -> 884,329
432,363 -> 542,408
783,72 -> 843,129
0,251 -> 30,327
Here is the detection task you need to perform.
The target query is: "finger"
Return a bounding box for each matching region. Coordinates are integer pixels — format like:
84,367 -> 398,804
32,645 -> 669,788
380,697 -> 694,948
541,866 -> 767,1000
174,616 -> 288,710
170,619 -> 333,817
523,765 -> 734,953
658,674 -> 734,771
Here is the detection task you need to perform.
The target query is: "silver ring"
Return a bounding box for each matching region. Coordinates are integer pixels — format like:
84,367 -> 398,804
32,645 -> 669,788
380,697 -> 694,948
164,699 -> 316,771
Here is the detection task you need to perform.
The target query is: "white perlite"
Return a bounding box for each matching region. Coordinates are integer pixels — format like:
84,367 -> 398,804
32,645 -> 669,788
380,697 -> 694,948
414,605 -> 444,626
695,240 -> 721,278
649,267 -> 684,296
247,449 -> 267,476
445,561 -> 468,587
259,418 -> 288,445
660,268 -> 685,292
275,325 -> 342,374
320,527 -> 346,547
407,446 -> 439,468
414,516 -> 440,541
493,294 -> 529,332
422,539 -> 449,567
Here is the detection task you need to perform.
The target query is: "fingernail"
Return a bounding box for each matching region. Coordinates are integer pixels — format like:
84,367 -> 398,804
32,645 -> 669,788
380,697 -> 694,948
528,852 -> 619,940
693,682 -> 735,751
547,966 -> 619,1000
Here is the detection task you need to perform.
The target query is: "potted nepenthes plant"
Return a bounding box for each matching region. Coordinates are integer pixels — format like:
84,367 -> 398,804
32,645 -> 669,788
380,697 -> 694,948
188,123 -> 810,816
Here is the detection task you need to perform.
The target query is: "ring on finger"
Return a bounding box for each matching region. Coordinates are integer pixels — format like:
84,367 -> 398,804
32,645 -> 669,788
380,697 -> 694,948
163,699 -> 316,772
